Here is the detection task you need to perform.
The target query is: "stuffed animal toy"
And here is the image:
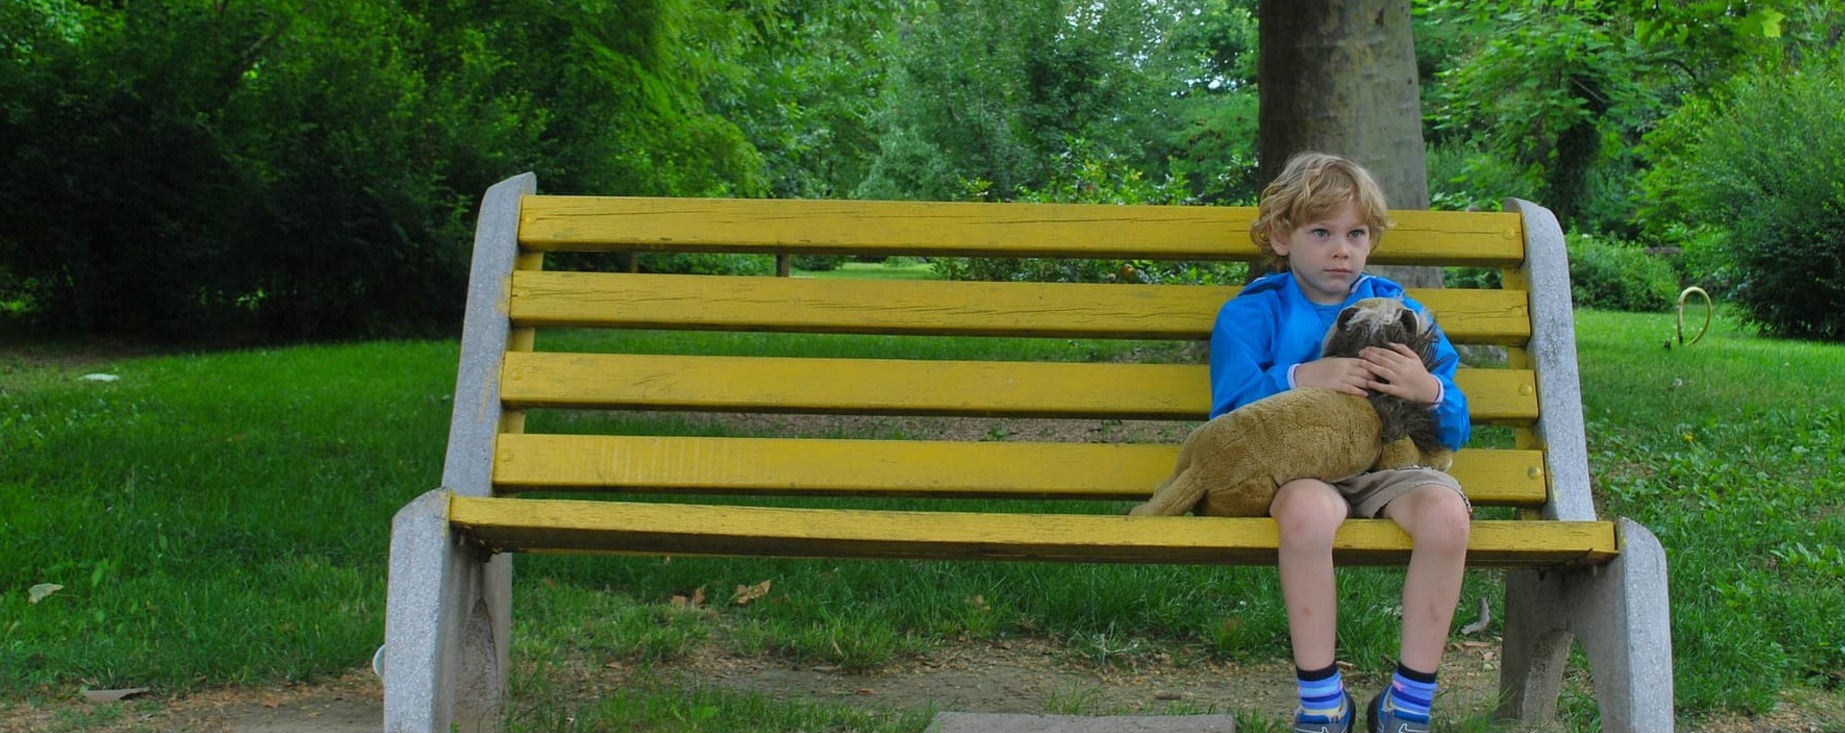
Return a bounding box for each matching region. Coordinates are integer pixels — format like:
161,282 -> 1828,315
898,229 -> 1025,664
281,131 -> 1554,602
1128,297 -> 1454,517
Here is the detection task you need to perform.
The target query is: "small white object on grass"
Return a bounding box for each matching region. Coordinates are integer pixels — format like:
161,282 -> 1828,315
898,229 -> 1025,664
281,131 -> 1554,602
1459,596 -> 1493,635
78,373 -> 120,382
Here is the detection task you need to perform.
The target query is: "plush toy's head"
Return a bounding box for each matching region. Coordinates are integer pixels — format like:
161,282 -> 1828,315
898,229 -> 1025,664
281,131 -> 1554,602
1322,297 -> 1443,451
1321,297 -> 1436,362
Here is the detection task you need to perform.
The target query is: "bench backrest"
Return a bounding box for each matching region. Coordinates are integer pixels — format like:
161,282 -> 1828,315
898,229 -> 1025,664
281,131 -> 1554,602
442,174 -> 1595,525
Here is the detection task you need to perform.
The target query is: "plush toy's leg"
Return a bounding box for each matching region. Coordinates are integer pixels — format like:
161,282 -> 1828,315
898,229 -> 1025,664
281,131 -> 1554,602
1129,467 -> 1206,516
1130,429 -> 1206,516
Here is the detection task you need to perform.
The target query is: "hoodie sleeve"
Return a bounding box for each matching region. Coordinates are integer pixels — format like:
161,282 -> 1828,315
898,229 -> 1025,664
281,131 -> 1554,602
1405,296 -> 1472,450
1207,296 -> 1293,418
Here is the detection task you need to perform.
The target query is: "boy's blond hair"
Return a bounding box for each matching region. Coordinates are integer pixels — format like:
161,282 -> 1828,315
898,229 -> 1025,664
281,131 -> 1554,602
1249,152 -> 1393,268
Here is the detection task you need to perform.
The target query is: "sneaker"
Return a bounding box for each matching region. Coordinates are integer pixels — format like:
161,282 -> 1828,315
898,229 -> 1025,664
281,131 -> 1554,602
1367,690 -> 1432,733
1293,691 -> 1355,733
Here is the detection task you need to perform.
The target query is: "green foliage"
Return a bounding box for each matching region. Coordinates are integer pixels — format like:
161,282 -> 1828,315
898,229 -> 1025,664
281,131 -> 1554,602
1566,233 -> 1677,312
931,142 -> 1246,285
1425,141 -> 1539,213
1419,1 -> 1843,237
855,0 -> 1197,202
1641,65 -> 1845,341
1153,1 -> 1261,205
788,255 -> 848,272
0,0 -> 765,341
704,0 -> 907,199
1423,3 -> 1652,231
1163,90 -> 1262,205
634,253 -> 773,277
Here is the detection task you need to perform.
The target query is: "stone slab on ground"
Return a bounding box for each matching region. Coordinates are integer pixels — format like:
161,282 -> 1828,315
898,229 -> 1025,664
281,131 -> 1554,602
925,711 -> 1234,733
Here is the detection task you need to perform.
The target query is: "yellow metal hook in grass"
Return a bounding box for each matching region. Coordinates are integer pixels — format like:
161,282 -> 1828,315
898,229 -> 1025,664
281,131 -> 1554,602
1676,286 -> 1713,346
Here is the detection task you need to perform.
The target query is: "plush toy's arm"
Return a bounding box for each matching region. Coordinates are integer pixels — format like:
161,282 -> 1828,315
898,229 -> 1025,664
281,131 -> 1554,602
1372,436 -> 1423,471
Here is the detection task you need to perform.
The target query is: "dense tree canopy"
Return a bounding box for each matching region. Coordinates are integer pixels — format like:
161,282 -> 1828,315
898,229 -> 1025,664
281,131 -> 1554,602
2,0 -> 1841,341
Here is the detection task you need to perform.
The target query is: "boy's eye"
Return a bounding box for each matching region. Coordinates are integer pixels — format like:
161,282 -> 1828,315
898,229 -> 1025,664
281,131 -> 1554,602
1310,228 -> 1330,237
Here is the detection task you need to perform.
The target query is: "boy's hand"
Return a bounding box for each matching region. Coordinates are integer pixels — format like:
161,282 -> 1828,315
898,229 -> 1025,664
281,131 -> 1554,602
1293,357 -> 1374,397
1360,344 -> 1442,404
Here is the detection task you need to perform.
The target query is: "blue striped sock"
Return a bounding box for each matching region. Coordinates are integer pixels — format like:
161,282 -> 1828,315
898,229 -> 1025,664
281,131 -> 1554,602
1297,664 -> 1347,718
1385,665 -> 1437,722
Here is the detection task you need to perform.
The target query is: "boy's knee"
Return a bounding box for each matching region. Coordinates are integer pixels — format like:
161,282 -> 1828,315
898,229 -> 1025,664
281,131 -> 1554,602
1412,485 -> 1471,552
1272,479 -> 1345,543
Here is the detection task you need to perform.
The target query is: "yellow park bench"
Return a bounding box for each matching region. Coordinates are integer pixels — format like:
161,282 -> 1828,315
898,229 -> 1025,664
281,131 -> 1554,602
381,173 -> 1674,732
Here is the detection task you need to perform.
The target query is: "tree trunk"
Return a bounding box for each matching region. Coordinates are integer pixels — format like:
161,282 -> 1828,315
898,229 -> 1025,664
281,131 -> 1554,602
1256,0 -> 1441,288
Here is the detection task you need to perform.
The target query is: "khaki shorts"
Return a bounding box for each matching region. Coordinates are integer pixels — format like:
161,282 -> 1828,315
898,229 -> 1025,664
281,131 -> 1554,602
1333,467 -> 1471,519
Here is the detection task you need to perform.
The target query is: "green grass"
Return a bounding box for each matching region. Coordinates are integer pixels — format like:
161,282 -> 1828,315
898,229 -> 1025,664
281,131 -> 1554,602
3,308 -> 1842,731
793,260 -> 939,280
1572,309 -> 1845,720
2,341 -> 457,693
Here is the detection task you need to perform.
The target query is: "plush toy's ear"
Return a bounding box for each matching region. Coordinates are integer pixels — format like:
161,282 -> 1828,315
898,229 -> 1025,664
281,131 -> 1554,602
1396,307 -> 1420,338
1337,306 -> 1359,332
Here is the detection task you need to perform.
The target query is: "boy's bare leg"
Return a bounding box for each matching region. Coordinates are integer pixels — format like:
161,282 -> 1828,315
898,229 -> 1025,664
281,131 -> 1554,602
1383,483 -> 1472,672
1272,478 -> 1349,670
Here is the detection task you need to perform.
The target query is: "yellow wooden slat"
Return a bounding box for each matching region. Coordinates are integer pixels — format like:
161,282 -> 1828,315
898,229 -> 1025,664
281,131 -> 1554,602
518,197 -> 1526,266
449,496 -> 1619,567
509,271 -> 1532,344
499,352 -> 1539,421
492,434 -> 1550,506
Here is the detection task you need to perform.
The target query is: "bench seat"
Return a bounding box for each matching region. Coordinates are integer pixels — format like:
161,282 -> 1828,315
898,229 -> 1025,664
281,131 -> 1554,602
451,495 -> 1620,567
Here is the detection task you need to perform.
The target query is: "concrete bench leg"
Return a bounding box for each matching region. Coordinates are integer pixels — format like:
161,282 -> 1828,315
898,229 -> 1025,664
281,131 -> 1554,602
384,489 -> 513,733
1498,518 -> 1674,732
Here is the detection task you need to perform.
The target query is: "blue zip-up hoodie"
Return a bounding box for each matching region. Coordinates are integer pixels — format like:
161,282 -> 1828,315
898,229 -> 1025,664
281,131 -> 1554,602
1208,272 -> 1470,450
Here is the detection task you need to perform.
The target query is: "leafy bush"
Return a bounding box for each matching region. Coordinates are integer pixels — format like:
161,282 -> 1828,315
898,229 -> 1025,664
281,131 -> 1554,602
933,142 -> 1246,285
1443,266 -> 1502,290
1642,65 -> 1845,340
1566,233 -> 1677,312
635,253 -> 772,277
1425,143 -> 1539,213
790,255 -> 848,272
0,1 -> 765,341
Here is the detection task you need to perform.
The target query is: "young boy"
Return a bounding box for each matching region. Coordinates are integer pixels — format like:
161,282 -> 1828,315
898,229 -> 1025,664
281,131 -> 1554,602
1211,153 -> 1471,733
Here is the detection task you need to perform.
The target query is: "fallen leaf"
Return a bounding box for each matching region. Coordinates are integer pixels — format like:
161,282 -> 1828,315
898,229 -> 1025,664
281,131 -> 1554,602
731,580 -> 771,606
262,698 -> 279,709
82,687 -> 150,703
29,583 -> 64,604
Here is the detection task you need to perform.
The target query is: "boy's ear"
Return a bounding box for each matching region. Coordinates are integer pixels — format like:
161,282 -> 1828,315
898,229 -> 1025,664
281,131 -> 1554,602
1268,225 -> 1291,256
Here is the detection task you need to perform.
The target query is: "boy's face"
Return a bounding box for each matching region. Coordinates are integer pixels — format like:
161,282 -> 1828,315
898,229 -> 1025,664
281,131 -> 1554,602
1271,200 -> 1373,305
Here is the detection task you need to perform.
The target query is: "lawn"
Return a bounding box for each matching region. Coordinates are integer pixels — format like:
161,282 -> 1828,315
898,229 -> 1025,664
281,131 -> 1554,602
2,306 -> 1841,731
792,260 -> 939,280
